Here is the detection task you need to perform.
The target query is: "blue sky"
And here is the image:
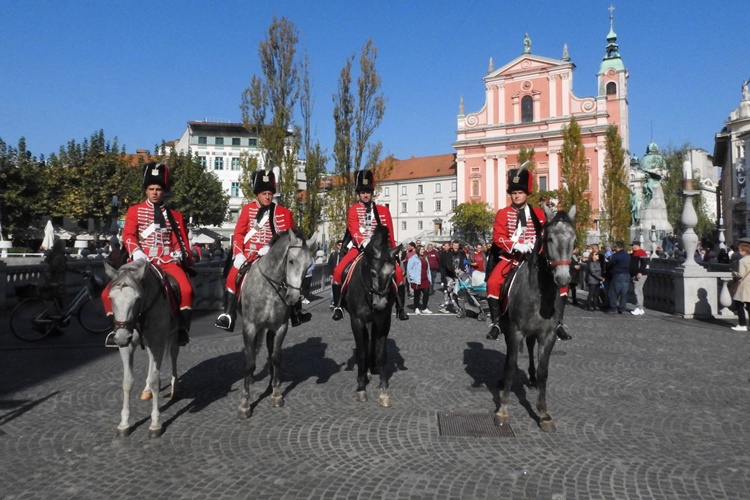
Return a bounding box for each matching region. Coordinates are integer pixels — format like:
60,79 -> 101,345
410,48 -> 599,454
2,1 -> 748,164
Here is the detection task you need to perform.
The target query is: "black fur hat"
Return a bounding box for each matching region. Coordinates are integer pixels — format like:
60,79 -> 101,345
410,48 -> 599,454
507,162 -> 533,194
142,162 -> 169,189
355,169 -> 375,193
252,170 -> 276,195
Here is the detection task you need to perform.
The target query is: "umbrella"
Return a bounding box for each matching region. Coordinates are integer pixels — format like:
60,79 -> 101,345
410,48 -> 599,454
41,220 -> 55,250
192,232 -> 221,245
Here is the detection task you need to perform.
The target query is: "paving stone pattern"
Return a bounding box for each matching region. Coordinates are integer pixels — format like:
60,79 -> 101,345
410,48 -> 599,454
1,297 -> 749,499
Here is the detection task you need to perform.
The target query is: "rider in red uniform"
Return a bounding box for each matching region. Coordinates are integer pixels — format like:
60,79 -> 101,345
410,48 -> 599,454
486,166 -> 572,341
331,169 -> 409,321
103,162 -> 195,346
214,170 -> 310,332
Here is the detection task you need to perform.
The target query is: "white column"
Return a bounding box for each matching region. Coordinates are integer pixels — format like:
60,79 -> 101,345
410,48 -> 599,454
548,75 -> 557,118
485,156 -> 496,209
497,157 -> 508,209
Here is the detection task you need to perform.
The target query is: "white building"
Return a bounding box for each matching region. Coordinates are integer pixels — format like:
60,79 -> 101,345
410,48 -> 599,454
376,154 -> 458,244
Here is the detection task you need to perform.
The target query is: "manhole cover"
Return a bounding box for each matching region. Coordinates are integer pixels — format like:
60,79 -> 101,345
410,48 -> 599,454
437,412 -> 515,438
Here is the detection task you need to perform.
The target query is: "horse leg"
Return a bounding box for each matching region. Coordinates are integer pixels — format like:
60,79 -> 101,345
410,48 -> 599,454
169,331 -> 179,399
495,332 -> 521,427
373,330 -> 391,408
526,336 -> 537,386
536,334 -> 557,433
140,335 -> 154,401
268,326 -> 287,408
238,324 -> 258,419
146,346 -> 164,438
116,345 -> 135,437
352,318 -> 369,402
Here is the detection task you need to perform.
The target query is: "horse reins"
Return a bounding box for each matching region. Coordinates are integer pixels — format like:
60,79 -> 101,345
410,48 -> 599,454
257,243 -> 307,303
111,264 -> 162,335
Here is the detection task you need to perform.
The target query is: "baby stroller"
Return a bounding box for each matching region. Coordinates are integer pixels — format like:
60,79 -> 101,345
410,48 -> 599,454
444,271 -> 487,321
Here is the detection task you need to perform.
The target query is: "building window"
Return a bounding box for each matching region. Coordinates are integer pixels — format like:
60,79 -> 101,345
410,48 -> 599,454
231,157 -> 241,171
401,221 -> 407,231
232,137 -> 241,146
418,221 -> 423,230
248,138 -> 258,147
198,136 -> 207,145
198,156 -> 206,168
417,201 -> 423,213
401,186 -> 407,196
215,137 -> 224,146
384,187 -> 390,197
231,182 -> 240,197
417,184 -> 423,194
539,175 -> 547,191
435,183 -> 442,193
521,95 -> 533,123
435,200 -> 442,211
231,210 -> 239,222
606,82 -> 617,95
451,181 -> 457,192
401,202 -> 407,213
451,199 -> 457,210
214,157 -> 223,170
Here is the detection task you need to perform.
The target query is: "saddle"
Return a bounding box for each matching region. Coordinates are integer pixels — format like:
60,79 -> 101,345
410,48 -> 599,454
340,252 -> 365,296
150,265 -> 181,316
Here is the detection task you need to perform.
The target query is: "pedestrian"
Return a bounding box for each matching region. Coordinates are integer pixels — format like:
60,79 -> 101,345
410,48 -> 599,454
630,240 -> 649,315
439,240 -> 463,313
327,240 -> 343,309
569,247 -> 581,305
730,241 -> 750,331
424,243 -> 440,295
407,245 -> 433,314
102,162 -> 195,346
404,242 -> 416,298
215,169 -> 309,331
301,261 -> 315,304
585,249 -> 605,311
439,242 -> 450,292
470,243 -> 486,274
607,241 -> 630,314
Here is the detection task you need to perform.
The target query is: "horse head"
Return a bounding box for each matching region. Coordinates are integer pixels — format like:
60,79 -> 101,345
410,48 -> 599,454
363,225 -> 399,311
542,205 -> 577,288
267,229 -> 313,305
105,259 -> 150,347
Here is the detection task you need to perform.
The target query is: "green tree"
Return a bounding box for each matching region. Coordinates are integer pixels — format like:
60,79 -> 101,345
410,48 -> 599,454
298,53 -> 326,237
558,117 -> 592,249
601,124 -> 629,244
0,137 -> 47,242
165,149 -> 229,226
240,16 -> 300,209
450,201 -> 495,244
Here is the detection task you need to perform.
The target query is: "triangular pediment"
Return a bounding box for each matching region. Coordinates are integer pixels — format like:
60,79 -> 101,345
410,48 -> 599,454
487,54 -> 572,80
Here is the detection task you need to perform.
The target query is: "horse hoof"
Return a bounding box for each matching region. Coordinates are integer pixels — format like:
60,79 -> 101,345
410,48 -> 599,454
378,394 -> 391,408
148,427 -> 163,439
169,390 -> 179,400
540,418 -> 557,433
238,406 -> 252,419
140,390 -> 153,401
271,395 -> 285,408
494,414 -> 510,427
356,391 -> 368,402
115,427 -> 132,438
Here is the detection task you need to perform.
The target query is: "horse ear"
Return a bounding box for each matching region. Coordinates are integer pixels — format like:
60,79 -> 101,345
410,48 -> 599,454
104,261 -> 117,279
543,204 -> 554,221
567,205 -> 577,220
390,245 -> 403,261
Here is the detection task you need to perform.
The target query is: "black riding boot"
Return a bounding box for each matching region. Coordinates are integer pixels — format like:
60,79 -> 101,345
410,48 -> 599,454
556,295 -> 573,341
487,297 -> 501,340
396,284 -> 409,321
214,291 -> 238,332
177,309 -> 191,346
290,299 -> 312,327
332,284 -> 344,321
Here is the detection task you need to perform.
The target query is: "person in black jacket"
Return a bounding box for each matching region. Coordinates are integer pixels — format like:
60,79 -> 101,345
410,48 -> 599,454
607,241 -> 631,314
439,240 -> 463,312
326,240 -> 343,309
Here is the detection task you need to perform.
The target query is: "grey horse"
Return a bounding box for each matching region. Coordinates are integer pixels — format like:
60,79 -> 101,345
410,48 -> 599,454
104,259 -> 180,438
237,229 -> 312,418
495,205 -> 576,432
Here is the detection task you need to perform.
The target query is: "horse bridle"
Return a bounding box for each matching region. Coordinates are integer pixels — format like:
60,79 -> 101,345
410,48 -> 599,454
258,244 -> 306,303
111,265 -> 160,335
360,256 -> 395,299
541,221 -> 571,269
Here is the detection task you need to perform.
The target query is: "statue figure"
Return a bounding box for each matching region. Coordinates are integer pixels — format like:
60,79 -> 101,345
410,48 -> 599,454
737,157 -> 746,197
641,169 -> 662,209
629,187 -> 640,227
523,33 -> 531,54
743,79 -> 750,101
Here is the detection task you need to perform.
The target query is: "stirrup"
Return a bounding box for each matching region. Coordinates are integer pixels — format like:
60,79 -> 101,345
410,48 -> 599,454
486,323 -> 501,340
556,323 -> 573,341
397,308 -> 409,321
105,332 -> 119,348
332,307 -> 344,321
214,313 -> 234,332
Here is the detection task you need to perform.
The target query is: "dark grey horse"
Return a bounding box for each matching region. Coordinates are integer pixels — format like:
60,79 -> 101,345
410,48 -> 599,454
342,224 -> 401,407
104,259 -> 179,438
495,205 -> 576,432
237,229 -> 312,418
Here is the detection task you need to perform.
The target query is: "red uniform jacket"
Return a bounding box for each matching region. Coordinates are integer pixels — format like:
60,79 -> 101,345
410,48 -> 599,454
493,204 -> 546,262
122,200 -> 194,267
348,201 -> 396,249
232,201 -> 294,259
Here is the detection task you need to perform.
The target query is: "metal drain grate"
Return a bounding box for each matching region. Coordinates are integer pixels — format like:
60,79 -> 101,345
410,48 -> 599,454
437,412 -> 515,438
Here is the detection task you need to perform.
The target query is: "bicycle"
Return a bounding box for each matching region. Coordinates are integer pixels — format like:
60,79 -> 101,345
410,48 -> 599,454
10,271 -> 112,342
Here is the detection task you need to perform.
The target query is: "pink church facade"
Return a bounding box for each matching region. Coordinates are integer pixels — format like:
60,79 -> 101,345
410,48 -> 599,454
453,14 -> 629,223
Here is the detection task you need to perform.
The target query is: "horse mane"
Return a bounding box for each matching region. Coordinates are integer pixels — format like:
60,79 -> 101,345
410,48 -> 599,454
269,228 -> 307,247
364,225 -> 391,260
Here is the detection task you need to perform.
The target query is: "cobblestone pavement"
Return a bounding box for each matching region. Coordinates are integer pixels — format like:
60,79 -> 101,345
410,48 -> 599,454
1,293 -> 749,499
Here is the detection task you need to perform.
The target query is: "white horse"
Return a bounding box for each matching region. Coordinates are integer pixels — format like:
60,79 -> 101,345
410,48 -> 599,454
105,260 -> 180,437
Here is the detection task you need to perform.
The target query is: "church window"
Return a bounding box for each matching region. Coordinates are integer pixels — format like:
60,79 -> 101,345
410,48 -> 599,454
539,175 -> 547,191
606,82 -> 617,96
521,95 -> 533,123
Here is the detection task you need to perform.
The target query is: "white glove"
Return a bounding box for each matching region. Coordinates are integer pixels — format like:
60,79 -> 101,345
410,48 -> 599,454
360,238 -> 371,249
132,249 -> 148,261
233,254 -> 247,269
258,245 -> 270,256
513,242 -> 532,254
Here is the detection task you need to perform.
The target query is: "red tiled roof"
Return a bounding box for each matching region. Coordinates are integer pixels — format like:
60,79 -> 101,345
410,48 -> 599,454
381,153 -> 456,181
